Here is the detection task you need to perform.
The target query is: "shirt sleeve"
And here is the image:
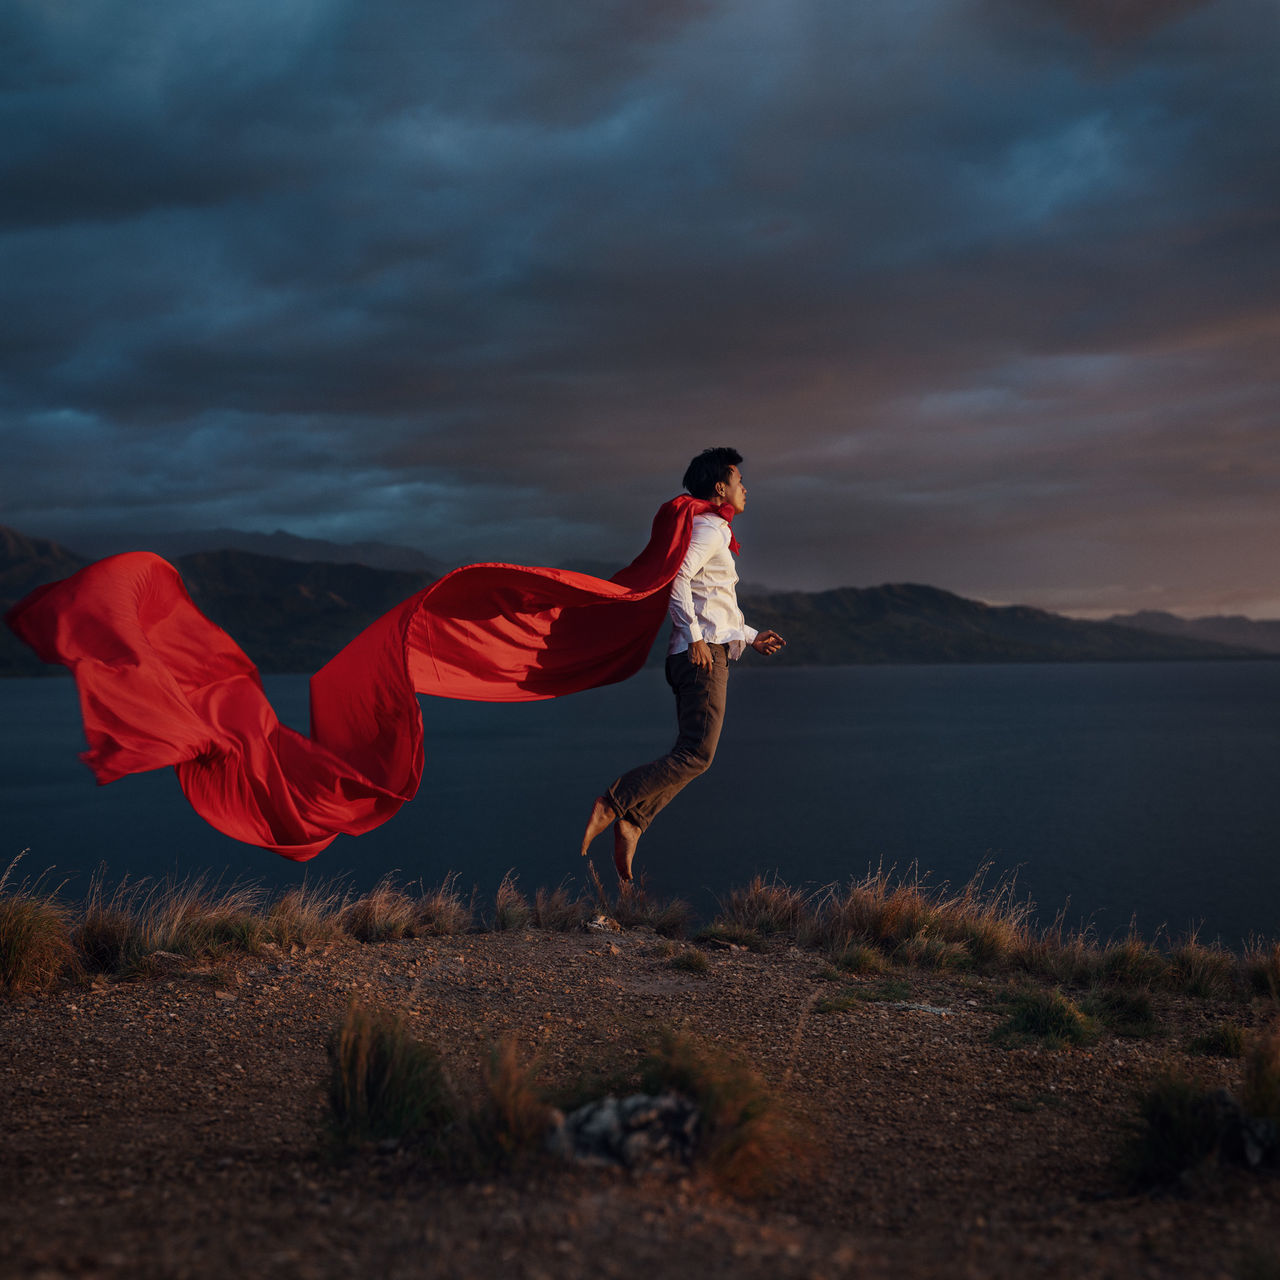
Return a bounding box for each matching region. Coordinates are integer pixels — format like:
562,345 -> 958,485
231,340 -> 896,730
667,517 -> 722,645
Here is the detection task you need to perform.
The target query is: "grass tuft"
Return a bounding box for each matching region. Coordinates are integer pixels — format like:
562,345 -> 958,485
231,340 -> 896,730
1121,1069 -> 1223,1187
814,989 -> 861,1014
470,1038 -> 552,1169
797,862 -> 1036,972
0,855 -> 77,994
1242,1024 -> 1280,1122
895,929 -> 971,971
1189,1020 -> 1247,1059
669,948 -> 710,975
828,943 -> 886,975
716,876 -> 811,938
860,977 -> 912,1003
641,1030 -> 804,1196
1083,988 -> 1160,1039
1168,935 -> 1238,999
327,1001 -> 457,1147
533,884 -> 589,932
415,875 -> 473,936
266,881 -> 347,949
493,872 -> 531,932
1019,914 -> 1102,987
341,877 -> 418,943
74,874 -> 264,974
609,880 -> 693,938
1244,939 -> 1280,999
1099,932 -> 1169,989
993,987 -> 1098,1049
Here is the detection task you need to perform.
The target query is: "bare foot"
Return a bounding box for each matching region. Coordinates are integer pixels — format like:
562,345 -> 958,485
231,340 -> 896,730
613,818 -> 641,883
580,796 -> 616,858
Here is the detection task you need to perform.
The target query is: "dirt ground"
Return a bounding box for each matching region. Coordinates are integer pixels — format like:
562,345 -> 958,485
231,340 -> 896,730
3,927 -> 1279,1279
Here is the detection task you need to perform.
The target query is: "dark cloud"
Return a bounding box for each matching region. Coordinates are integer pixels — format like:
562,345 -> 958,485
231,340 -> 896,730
1,0 -> 1277,614
1033,0 -> 1214,45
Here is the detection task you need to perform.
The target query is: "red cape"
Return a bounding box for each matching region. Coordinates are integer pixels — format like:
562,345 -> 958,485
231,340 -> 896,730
7,495 -> 722,860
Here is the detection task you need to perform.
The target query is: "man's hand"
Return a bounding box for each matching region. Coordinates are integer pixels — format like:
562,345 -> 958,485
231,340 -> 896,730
688,639 -> 713,669
751,630 -> 786,656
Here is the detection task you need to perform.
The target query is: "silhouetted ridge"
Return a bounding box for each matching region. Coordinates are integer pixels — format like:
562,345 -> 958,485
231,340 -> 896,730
1,525 -> 1267,675
1108,609 -> 1280,655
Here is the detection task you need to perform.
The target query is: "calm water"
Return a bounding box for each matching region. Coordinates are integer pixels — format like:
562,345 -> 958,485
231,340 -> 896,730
3,662 -> 1280,944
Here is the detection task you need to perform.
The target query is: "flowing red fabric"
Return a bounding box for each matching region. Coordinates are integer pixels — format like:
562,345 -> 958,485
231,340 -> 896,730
7,496 -> 731,860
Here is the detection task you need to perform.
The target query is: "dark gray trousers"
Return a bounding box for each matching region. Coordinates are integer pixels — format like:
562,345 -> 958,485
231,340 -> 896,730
606,643 -> 729,832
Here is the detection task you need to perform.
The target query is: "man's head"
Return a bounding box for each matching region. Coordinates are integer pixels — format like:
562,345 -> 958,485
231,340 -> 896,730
682,447 -> 746,513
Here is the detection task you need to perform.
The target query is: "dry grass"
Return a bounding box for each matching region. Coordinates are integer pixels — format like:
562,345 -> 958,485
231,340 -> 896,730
1189,1021 -> 1248,1059
1018,914 -> 1103,987
827,943 -> 886,975
341,877 -> 418,943
469,1038 -> 553,1169
895,929 -> 972,971
414,875 -> 473,936
608,877 -> 693,938
1244,939 -> 1280,999
493,872 -> 531,932
992,987 -> 1098,1049
533,884 -> 590,932
6,858 -> 1280,1022
265,881 -> 347,949
1083,988 -> 1160,1039
327,1001 -> 457,1147
716,876 -> 811,938
1122,1068 -> 1223,1188
1168,935 -> 1238,999
75,874 -> 265,974
669,948 -> 710,975
1099,932 -> 1169,989
0,855 -> 77,994
640,1029 -> 805,1197
1122,1024 -> 1280,1189
795,863 -> 1036,971
1242,1024 -> 1280,1122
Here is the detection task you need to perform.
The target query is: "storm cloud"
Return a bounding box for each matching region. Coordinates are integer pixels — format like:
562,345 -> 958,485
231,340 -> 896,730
2,0 -> 1277,614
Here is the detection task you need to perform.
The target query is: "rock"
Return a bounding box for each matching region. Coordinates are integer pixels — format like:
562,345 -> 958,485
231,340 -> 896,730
547,1092 -> 700,1169
1210,1090 -> 1280,1169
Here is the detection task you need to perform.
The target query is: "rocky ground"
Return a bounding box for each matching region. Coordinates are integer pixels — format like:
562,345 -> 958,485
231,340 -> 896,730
3,926 -> 1279,1279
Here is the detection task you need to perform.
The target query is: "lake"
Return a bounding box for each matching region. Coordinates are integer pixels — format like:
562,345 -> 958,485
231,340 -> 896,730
3,662 -> 1280,945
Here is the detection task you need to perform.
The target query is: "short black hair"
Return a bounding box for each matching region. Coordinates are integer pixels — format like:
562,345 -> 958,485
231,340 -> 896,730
682,447 -> 743,500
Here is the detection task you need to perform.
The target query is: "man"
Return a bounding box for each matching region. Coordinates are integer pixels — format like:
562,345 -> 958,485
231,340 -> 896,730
7,447 -> 780,862
580,447 -> 786,883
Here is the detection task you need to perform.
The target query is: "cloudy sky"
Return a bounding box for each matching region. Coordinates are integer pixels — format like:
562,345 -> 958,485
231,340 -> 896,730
2,0 -> 1277,616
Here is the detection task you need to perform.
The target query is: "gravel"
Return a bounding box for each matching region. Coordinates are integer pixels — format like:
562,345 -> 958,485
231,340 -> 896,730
3,928 -> 1279,1278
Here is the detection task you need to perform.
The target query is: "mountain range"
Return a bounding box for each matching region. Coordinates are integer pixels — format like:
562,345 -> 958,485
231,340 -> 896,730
1106,609 -> 1280,656
1,524 -> 1270,676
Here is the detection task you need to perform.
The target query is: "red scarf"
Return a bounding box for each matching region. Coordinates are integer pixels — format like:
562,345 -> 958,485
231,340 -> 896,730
7,494 -> 730,860
712,503 -> 741,555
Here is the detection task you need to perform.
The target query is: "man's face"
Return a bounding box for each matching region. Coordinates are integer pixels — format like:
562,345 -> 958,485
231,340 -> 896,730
717,465 -> 747,514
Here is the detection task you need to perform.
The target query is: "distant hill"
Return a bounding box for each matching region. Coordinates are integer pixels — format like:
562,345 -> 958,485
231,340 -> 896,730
1,524 -> 1268,676
0,528 -> 90,675
73,527 -> 446,576
1108,609 -> 1280,656
1,527 -> 437,676
736,583 -> 1262,665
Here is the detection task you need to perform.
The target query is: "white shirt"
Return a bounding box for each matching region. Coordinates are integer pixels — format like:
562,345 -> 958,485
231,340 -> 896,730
667,513 -> 758,659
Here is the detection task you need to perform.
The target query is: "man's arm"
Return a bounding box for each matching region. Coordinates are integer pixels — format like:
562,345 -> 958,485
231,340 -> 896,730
668,520 -> 721,667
